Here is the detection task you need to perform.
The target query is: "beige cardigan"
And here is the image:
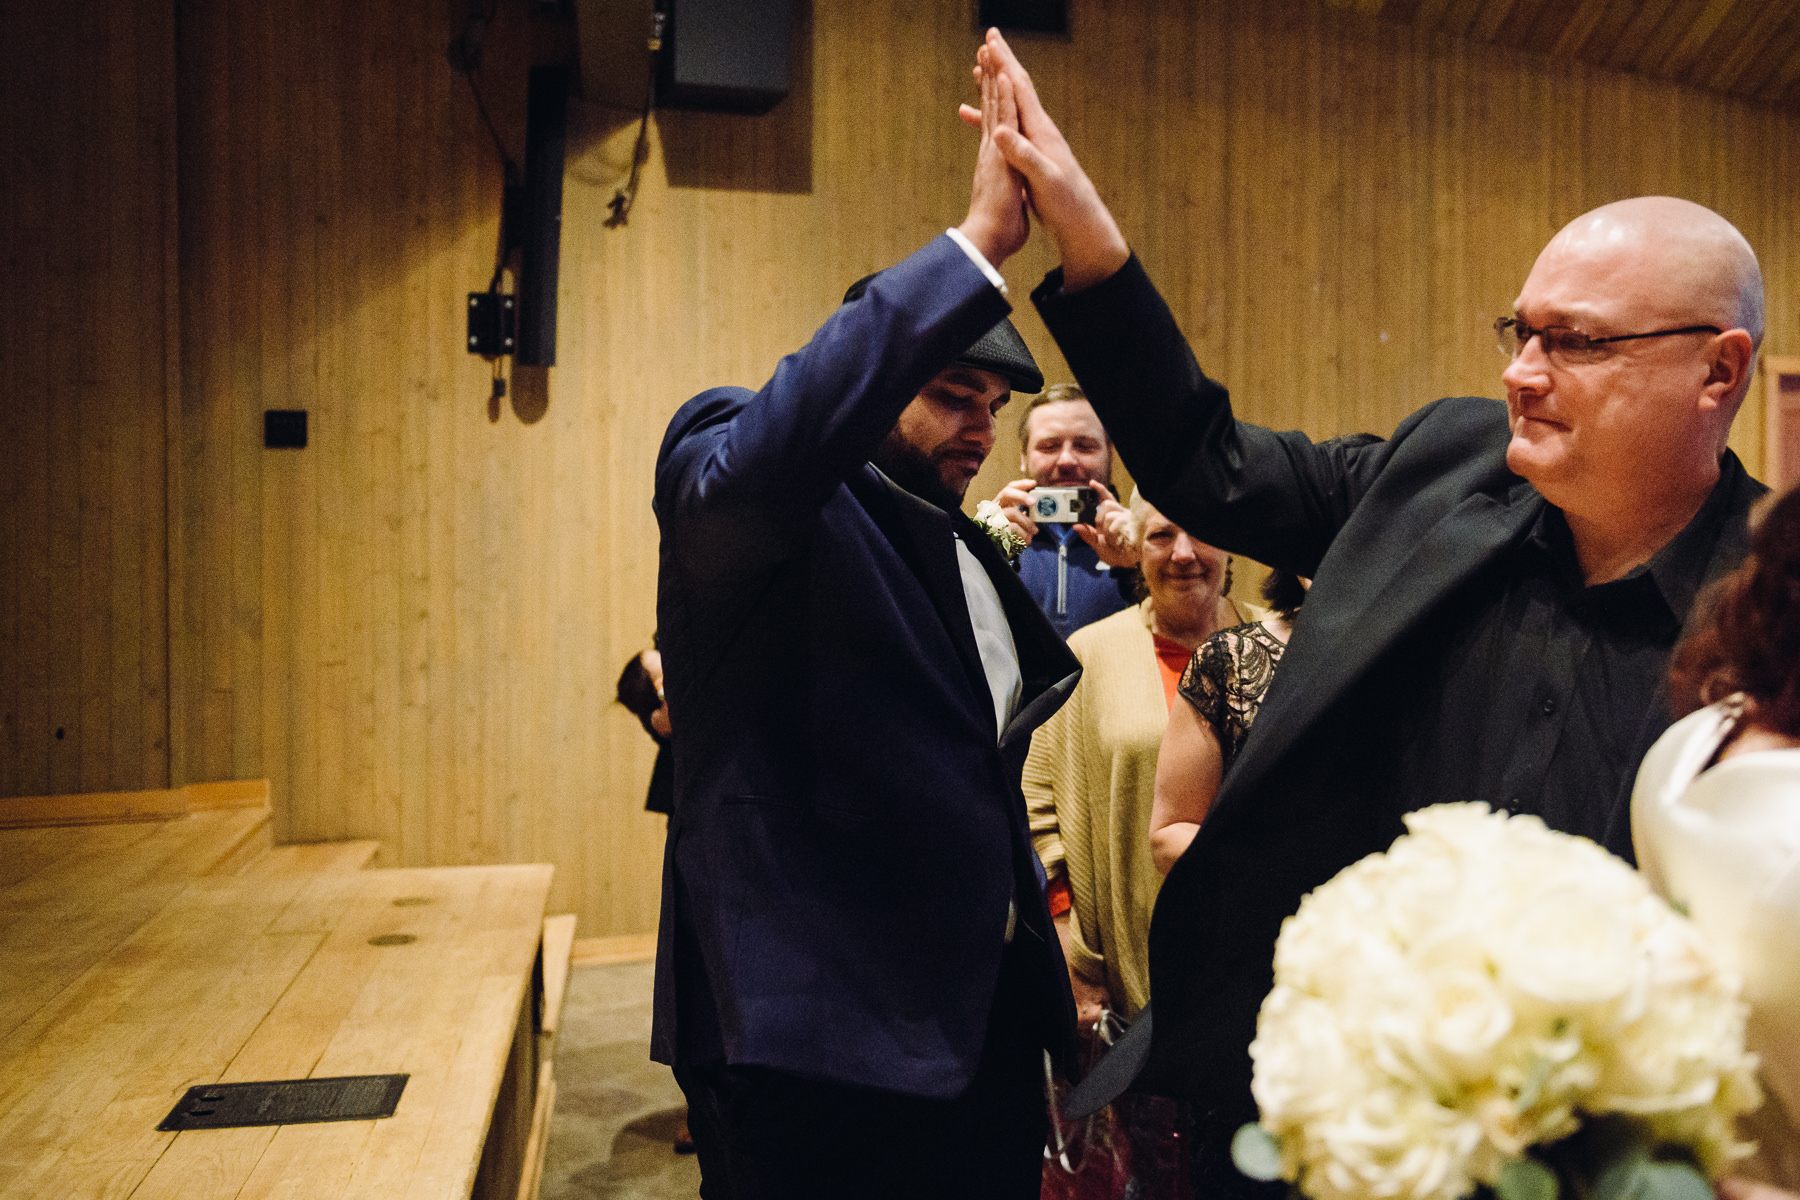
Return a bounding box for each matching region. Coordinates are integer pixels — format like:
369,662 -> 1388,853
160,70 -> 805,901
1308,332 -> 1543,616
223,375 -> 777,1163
1024,598 -> 1248,1019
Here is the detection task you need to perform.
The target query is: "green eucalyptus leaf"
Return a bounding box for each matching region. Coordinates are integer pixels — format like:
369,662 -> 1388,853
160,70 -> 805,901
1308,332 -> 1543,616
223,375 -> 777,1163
1596,1154 -> 1651,1200
1594,1152 -> 1708,1200
1232,1122 -> 1285,1182
1637,1162 -> 1713,1200
1498,1156 -> 1560,1200
1590,1118 -> 1654,1200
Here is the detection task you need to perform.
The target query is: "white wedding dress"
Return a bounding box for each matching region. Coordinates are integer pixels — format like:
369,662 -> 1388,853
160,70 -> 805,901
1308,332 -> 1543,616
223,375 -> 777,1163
1633,699 -> 1800,1189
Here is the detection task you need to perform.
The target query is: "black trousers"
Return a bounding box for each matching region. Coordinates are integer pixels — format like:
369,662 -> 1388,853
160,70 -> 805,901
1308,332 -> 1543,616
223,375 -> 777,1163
674,939 -> 1049,1200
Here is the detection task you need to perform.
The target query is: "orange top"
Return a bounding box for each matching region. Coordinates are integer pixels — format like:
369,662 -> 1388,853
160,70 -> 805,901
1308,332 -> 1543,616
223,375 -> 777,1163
1152,632 -> 1191,711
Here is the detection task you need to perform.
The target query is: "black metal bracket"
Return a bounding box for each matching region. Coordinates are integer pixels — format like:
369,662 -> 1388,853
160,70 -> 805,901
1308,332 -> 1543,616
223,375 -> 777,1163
467,292 -> 516,357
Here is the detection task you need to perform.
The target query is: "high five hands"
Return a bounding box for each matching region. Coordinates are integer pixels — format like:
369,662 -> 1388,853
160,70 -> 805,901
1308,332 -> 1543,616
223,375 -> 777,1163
957,29 -> 1131,291
953,36 -> 1032,268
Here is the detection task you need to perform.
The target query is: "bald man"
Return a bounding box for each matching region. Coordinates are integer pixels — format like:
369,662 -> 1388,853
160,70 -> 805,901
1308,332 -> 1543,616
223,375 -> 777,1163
965,31 -> 1769,1200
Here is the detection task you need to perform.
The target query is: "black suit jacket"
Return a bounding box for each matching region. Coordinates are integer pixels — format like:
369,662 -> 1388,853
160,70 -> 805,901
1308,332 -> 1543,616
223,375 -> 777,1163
1035,255 -> 1763,1111
651,235 -> 1082,1099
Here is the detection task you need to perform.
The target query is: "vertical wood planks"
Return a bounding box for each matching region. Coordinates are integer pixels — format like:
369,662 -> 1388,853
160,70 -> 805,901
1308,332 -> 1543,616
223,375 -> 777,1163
0,0 -> 174,800
4,0 -> 1798,939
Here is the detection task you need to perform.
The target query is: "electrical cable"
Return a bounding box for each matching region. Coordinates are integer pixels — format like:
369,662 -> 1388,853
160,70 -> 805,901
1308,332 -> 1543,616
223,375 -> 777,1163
606,11 -> 664,227
448,0 -> 518,293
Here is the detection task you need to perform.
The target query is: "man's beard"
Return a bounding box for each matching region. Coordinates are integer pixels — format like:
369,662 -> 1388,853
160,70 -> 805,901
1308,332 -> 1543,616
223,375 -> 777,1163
871,432 -> 968,512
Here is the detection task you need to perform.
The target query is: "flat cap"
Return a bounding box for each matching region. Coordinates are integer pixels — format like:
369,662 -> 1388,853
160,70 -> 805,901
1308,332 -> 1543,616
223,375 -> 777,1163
842,272 -> 1043,394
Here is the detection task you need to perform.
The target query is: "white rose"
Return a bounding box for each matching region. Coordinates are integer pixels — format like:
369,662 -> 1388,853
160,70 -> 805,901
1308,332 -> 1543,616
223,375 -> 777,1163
1419,968 -> 1515,1084
1299,1084 -> 1482,1200
1490,881 -> 1637,1016
1253,988 -> 1369,1126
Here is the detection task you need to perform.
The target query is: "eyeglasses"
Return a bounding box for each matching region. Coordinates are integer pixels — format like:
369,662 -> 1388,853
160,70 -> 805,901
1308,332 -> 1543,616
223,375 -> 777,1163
1494,317 -> 1721,365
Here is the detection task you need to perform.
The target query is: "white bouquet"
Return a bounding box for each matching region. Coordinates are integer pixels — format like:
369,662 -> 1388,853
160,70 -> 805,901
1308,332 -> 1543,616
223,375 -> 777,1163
1234,803 -> 1761,1200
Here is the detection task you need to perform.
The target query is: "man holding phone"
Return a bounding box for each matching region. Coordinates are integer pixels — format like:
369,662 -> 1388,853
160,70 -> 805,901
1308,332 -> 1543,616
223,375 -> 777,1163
990,383 -> 1140,637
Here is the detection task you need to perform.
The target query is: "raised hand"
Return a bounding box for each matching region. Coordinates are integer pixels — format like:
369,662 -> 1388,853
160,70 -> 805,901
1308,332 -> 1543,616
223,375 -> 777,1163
992,478 -> 1042,541
954,42 -> 1030,268
959,29 -> 1130,292
1073,480 -> 1139,568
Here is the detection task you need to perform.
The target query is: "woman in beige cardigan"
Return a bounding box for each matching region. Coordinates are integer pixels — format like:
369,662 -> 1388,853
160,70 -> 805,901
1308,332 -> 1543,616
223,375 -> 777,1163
1024,491 -> 1250,1030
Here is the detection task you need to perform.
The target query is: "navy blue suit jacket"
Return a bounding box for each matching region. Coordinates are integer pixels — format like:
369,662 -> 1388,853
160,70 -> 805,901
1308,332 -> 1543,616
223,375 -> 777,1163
650,236 -> 1082,1098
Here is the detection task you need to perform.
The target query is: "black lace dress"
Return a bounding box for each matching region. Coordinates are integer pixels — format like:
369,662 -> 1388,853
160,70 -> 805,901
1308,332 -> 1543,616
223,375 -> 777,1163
1176,622 -> 1288,770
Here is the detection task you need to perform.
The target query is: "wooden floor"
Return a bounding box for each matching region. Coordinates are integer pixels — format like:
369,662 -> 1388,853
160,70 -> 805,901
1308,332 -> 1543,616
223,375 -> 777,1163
0,789 -> 565,1199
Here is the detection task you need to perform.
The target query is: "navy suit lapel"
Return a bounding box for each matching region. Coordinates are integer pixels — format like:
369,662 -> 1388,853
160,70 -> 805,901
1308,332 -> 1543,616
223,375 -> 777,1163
847,464 -> 1082,746
847,466 -> 994,719
1209,483 -> 1544,833
949,509 -> 1082,749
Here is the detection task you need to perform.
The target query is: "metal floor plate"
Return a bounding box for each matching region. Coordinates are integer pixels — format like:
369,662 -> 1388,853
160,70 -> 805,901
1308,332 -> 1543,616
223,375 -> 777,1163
157,1074 -> 409,1131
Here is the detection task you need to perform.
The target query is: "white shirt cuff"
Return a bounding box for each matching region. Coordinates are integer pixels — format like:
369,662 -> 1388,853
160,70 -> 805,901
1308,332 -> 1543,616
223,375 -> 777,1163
945,228 -> 1008,296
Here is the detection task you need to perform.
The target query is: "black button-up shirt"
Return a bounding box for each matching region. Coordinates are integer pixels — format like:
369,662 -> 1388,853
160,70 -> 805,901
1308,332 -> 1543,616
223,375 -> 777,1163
1373,474 -> 1737,857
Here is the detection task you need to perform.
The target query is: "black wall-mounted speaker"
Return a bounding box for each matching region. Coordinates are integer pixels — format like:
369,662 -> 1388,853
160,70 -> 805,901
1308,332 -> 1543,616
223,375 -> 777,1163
977,0 -> 1067,35
656,0 -> 794,114
517,65 -> 569,368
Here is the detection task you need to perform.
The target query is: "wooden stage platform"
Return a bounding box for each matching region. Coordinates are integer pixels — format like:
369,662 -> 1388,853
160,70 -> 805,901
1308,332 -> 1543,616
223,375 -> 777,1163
0,783 -> 573,1199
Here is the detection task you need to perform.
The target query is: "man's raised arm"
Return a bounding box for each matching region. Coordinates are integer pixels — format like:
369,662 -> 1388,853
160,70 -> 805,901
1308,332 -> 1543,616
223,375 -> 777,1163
960,28 -> 1129,292
655,42 -> 1038,577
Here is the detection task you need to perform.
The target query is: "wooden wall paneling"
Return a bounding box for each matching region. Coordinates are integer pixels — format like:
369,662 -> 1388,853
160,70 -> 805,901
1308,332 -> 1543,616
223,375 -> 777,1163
1365,18 -> 1426,436
134,0 -> 1800,938
7,1 -> 55,799
292,0 -> 338,846
43,3 -> 86,799
347,0 -> 385,850
575,119 -> 666,935
174,0 -> 224,787
209,0 -> 247,786
151,0 -> 180,798
312,0 -> 353,846
429,40 -> 498,873
106,0 -> 145,793
621,127 -> 689,927
22,16 -> 57,795
256,0 -> 295,841
0,0 -> 15,796
398,7 -> 449,873
1224,6 -> 1268,422
80,2 -> 118,796
0,0 -> 173,803
0,10 -> 19,797
375,0 -> 422,862
1310,4 -> 1347,440
227,2 -> 264,791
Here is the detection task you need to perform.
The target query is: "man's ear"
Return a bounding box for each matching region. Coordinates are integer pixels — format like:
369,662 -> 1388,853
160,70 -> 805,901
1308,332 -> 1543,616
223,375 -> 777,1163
1701,328 -> 1756,416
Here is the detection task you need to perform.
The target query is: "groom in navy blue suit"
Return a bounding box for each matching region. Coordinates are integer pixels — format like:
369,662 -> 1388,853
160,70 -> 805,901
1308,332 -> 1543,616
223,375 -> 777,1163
650,64 -> 1082,1200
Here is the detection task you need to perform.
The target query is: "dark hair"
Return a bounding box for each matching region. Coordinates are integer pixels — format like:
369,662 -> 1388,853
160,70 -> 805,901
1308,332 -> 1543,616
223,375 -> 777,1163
1669,484 -> 1800,737
1261,569 -> 1307,621
616,651 -> 661,737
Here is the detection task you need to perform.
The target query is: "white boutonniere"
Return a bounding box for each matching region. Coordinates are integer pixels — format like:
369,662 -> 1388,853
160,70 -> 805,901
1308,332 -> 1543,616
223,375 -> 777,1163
973,500 -> 1028,566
